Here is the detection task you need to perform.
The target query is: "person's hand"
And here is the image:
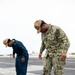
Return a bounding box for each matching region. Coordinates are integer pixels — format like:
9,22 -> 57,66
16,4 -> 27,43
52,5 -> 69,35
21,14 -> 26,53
21,57 -> 25,63
38,53 -> 42,59
60,53 -> 66,59
13,55 -> 15,58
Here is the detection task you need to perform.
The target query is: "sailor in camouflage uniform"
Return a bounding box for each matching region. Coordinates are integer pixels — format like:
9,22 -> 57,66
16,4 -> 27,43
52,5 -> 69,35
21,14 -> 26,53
34,20 -> 70,75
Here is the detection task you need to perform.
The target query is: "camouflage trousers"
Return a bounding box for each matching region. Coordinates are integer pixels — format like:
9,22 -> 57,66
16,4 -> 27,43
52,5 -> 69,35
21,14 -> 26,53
43,54 -> 66,75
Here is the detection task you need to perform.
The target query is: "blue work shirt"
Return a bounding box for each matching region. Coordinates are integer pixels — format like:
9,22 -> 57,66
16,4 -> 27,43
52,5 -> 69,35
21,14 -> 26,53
12,39 -> 29,57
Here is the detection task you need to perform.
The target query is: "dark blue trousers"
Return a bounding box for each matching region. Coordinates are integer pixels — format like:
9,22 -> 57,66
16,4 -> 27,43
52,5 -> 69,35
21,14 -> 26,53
15,55 -> 29,75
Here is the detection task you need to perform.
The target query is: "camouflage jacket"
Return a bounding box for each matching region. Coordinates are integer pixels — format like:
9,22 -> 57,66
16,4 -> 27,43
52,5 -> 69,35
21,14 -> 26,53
40,25 -> 70,55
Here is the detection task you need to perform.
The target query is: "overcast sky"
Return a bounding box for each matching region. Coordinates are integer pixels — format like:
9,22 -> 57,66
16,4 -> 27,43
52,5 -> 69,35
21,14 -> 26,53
0,0 -> 75,54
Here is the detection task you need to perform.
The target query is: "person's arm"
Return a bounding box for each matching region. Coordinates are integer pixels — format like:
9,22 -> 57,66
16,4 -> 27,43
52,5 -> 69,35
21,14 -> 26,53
17,42 -> 28,57
57,29 -> 70,53
39,41 -> 45,59
55,28 -> 70,59
13,49 -> 15,58
17,41 -> 28,62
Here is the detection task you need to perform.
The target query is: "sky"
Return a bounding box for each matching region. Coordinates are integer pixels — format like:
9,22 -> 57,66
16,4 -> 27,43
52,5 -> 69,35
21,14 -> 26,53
0,0 -> 75,54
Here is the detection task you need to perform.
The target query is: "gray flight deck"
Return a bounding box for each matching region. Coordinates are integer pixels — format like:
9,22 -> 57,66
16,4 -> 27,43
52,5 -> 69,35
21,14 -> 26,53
0,56 -> 75,75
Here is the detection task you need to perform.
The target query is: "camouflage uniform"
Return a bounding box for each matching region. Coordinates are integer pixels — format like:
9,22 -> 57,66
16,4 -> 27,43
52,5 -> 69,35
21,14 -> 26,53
40,25 -> 70,75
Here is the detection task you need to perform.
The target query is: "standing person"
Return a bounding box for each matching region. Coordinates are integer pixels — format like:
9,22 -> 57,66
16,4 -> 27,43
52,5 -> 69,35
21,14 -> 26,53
34,20 -> 70,75
3,38 -> 29,75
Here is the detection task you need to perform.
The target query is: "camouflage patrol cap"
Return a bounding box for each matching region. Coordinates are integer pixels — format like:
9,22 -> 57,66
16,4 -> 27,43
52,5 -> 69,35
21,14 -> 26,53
34,20 -> 42,33
3,38 -> 9,47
